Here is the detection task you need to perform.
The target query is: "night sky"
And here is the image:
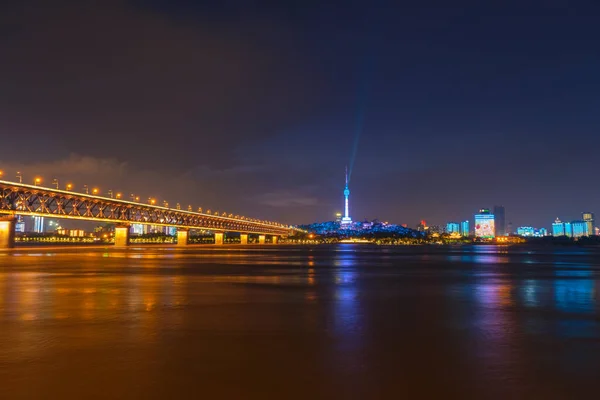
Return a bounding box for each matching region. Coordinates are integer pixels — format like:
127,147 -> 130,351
2,0 -> 599,229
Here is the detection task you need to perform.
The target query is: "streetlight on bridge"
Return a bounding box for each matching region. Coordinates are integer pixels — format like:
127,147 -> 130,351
92,188 -> 99,196
107,190 -> 114,198
52,179 -> 59,189
83,185 -> 89,194
34,177 -> 42,186
116,193 -> 122,199
16,172 -> 22,183
66,183 -> 73,191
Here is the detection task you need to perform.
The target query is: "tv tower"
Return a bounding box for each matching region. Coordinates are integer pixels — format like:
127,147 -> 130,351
341,166 -> 352,225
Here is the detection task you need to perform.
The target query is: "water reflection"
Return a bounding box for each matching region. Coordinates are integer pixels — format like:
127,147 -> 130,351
1,246 -> 600,398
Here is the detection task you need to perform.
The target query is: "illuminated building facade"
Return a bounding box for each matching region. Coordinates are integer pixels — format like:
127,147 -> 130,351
474,209 -> 495,238
33,216 -> 45,233
494,205 -> 505,236
516,227 -> 548,237
582,212 -> 594,236
571,220 -> 589,238
131,224 -> 144,235
461,220 -> 469,237
552,218 -> 573,237
341,168 -> 352,225
446,222 -> 460,234
15,215 -> 25,233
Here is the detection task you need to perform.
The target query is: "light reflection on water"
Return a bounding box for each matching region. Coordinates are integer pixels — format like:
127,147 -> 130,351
0,245 -> 599,398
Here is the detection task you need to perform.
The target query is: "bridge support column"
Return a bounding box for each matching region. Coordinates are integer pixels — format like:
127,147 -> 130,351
240,234 -> 248,245
214,232 -> 224,245
258,235 -> 266,244
0,216 -> 16,249
271,235 -> 278,244
114,225 -> 130,247
177,229 -> 189,246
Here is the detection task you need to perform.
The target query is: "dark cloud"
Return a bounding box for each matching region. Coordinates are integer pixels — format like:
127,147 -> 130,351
1,0 -> 600,227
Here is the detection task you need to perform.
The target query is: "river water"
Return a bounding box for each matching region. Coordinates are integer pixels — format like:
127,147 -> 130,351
0,244 -> 599,399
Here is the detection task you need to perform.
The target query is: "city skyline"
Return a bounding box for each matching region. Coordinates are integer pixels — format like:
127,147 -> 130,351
2,1 -> 599,228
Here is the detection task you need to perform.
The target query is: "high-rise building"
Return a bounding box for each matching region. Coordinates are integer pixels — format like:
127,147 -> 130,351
582,212 -> 594,236
461,220 -> 469,237
341,167 -> 352,225
552,218 -> 565,236
571,220 -> 589,238
552,218 -> 574,237
446,222 -> 460,234
15,215 -> 25,233
474,209 -> 495,238
33,216 -> 45,233
493,205 -> 506,237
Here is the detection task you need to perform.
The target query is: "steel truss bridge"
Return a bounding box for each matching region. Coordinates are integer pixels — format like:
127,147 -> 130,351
0,180 -> 295,236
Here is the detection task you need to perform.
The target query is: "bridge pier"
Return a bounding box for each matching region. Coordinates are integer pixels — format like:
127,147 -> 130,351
240,234 -> 248,245
114,225 -> 130,247
0,216 -> 16,249
177,229 -> 189,246
214,232 -> 224,245
258,235 -> 266,245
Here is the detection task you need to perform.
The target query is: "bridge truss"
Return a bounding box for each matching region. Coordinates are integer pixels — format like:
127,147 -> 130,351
0,180 -> 294,236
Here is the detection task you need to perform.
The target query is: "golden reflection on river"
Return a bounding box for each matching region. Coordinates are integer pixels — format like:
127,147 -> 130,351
0,245 -> 600,399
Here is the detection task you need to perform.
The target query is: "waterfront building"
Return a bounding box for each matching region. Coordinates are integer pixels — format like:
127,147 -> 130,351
494,205 -> 506,236
131,224 -> 144,235
15,215 -> 25,233
446,222 -> 460,234
474,209 -> 495,238
582,212 -> 594,235
461,220 -> 469,237
552,219 -> 564,236
517,227 -> 535,237
33,216 -> 45,233
571,220 -> 589,238
552,218 -> 573,237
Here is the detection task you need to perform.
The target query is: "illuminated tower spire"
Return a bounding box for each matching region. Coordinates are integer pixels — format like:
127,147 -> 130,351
341,166 -> 352,225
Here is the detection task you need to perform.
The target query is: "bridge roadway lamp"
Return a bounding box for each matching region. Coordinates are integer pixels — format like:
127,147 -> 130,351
52,179 -> 59,189
16,172 -> 22,183
92,188 -> 99,195
66,183 -> 73,191
0,170 -> 3,179
34,177 -> 42,186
